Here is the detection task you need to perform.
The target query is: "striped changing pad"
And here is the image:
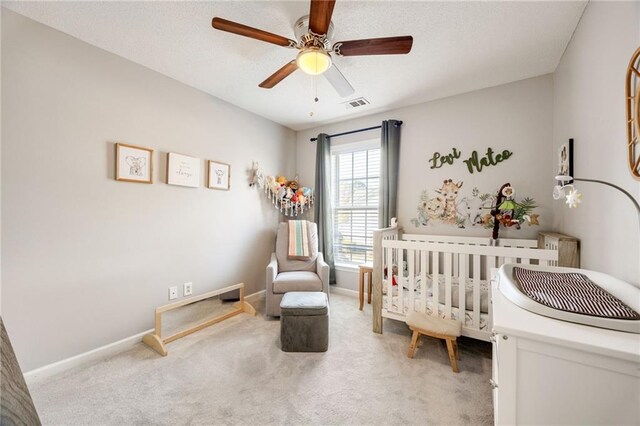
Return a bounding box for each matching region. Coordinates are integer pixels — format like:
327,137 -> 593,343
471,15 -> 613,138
514,267 -> 640,320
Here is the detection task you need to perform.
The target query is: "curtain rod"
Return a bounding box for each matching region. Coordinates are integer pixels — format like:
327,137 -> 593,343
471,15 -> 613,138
309,120 -> 403,142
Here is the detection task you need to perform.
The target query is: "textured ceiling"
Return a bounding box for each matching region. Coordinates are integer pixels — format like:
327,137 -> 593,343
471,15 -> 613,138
3,1 -> 587,131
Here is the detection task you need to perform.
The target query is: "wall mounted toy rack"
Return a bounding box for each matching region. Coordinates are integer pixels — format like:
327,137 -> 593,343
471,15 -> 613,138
249,162 -> 314,217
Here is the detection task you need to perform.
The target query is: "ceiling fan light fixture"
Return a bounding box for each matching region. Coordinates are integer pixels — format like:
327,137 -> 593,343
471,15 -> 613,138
296,47 -> 332,75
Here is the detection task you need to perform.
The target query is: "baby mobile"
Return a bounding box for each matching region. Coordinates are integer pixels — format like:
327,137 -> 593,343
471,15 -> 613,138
249,162 -> 314,217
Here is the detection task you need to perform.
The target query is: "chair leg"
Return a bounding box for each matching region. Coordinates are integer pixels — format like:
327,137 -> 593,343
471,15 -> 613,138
358,270 -> 364,311
408,330 -> 420,359
453,340 -> 460,360
446,338 -> 459,373
367,273 -> 372,304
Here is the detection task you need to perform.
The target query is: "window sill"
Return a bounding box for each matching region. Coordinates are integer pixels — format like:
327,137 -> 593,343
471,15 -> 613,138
334,263 -> 361,273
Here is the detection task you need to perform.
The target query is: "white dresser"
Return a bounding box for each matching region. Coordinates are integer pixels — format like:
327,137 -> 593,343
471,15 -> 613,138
491,279 -> 640,425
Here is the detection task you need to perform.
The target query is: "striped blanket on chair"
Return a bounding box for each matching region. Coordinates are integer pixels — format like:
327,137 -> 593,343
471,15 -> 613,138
288,220 -> 311,259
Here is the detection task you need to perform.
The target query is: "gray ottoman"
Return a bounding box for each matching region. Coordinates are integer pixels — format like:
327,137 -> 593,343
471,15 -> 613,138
280,292 -> 329,352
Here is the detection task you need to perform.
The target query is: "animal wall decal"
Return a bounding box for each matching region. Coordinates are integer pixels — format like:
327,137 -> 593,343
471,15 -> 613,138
410,182 -> 539,231
436,179 -> 463,224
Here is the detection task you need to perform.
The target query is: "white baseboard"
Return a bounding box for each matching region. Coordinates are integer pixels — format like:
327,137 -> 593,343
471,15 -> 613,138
24,328 -> 153,385
330,286 -> 359,298
245,289 -> 265,303
24,288 -> 267,385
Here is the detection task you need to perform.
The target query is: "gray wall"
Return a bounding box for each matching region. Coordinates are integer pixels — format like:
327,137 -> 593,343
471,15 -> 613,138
0,6 -> 3,315
297,76 -> 554,291
552,1 -> 640,287
1,9 -> 296,371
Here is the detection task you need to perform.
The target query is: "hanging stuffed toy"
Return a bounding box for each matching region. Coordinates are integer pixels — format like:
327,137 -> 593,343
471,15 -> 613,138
491,183 -> 510,240
490,183 -> 539,239
498,185 -> 517,210
497,184 -> 520,228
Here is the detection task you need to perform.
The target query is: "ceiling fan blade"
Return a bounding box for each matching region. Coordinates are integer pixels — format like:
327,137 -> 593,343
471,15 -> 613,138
324,64 -> 355,98
309,0 -> 336,35
212,17 -> 297,48
259,61 -> 298,89
333,36 -> 413,56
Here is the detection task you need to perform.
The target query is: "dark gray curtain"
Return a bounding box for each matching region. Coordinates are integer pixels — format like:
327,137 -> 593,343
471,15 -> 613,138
314,133 -> 336,284
380,120 -> 402,228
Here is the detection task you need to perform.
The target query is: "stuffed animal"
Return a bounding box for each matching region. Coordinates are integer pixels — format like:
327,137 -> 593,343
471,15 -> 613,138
287,180 -> 299,191
278,186 -> 287,201
276,175 -> 287,185
384,265 -> 399,286
266,176 -> 281,193
498,185 -> 517,210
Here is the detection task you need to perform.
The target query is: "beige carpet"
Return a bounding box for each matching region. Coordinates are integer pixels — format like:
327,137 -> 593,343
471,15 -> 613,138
28,292 -> 493,425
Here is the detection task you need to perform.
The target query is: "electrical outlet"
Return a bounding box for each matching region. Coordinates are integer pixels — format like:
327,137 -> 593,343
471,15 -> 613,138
183,282 -> 193,296
169,286 -> 178,300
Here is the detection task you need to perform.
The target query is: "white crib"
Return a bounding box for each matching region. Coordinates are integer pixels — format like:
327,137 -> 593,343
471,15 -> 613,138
372,226 -> 559,341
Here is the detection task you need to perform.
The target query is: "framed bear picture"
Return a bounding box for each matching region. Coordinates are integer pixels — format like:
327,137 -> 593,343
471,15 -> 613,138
115,143 -> 153,184
208,160 -> 230,190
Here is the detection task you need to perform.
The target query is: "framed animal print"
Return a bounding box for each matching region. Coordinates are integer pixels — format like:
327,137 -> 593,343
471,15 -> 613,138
208,160 -> 230,190
116,143 -> 153,183
557,139 -> 574,178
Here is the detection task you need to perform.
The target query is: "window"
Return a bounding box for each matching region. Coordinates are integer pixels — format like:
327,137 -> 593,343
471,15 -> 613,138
331,143 -> 380,265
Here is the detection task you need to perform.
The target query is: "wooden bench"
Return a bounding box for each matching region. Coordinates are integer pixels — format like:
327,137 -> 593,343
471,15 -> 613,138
406,312 -> 462,373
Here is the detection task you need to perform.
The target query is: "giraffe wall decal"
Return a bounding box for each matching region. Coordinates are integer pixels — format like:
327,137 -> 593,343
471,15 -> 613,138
435,179 -> 463,225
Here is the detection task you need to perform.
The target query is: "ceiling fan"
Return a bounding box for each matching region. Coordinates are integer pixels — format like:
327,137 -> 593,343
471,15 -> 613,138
211,0 -> 413,97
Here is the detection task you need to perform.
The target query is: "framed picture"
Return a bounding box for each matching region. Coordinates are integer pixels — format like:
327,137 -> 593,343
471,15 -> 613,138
167,152 -> 200,188
557,139 -> 574,177
116,143 -> 153,183
208,160 -> 231,190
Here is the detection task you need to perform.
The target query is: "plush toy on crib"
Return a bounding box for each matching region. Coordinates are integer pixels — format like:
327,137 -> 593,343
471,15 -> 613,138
384,264 -> 399,286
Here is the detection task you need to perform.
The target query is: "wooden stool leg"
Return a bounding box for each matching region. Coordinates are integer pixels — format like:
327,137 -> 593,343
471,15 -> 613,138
453,340 -> 459,360
358,270 -> 364,311
367,272 -> 372,304
446,338 -> 459,373
408,330 -> 420,358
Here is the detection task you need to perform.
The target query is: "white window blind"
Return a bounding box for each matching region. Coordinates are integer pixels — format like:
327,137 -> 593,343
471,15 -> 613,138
331,146 -> 380,265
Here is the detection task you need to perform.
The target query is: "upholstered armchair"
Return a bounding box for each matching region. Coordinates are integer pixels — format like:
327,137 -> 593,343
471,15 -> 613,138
266,222 -> 330,317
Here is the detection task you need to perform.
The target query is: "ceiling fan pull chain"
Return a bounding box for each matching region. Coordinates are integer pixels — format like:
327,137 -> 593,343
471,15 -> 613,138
314,76 -> 319,103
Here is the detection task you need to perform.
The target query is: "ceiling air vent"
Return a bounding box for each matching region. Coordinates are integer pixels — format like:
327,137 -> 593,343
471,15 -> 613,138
342,97 -> 370,109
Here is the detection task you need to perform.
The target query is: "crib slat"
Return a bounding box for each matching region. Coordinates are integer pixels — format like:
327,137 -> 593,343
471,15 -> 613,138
485,255 -> 497,281
420,250 -> 427,314
520,257 -> 530,265
487,267 -> 497,333
398,247 -> 405,315
444,252 -> 452,318
453,252 -> 459,277
408,249 -> 415,315
386,247 -> 393,314
505,257 -> 515,265
459,254 -> 467,316
432,251 -> 439,317
473,254 -> 481,329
